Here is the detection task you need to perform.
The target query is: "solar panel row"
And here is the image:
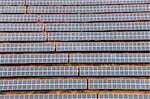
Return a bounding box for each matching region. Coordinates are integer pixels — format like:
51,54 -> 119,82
1,4 -> 149,13
0,23 -> 44,31
48,32 -> 150,41
0,94 -> 149,99
0,6 -> 26,13
26,0 -> 150,5
0,22 -> 149,31
0,23 -> 44,32
0,94 -> 97,99
99,94 -> 150,99
0,53 -> 149,64
0,42 -> 149,52
70,53 -> 150,63
0,79 -> 87,90
80,66 -> 150,76
0,13 -> 149,22
28,5 -> 150,13
0,54 -> 68,64
0,66 -> 78,77
1,0 -> 150,5
46,22 -> 150,31
0,32 -> 46,41
0,66 -> 149,77
0,0 -> 25,5
57,42 -> 150,51
0,43 -> 55,52
40,13 -> 150,22
0,14 -> 38,22
0,32 -> 149,42
0,79 -> 149,90
89,79 -> 150,90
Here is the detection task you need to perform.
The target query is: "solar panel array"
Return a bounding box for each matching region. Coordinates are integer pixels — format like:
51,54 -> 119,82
0,54 -> 68,64
28,5 -> 149,13
0,79 -> 87,91
70,53 -> 150,63
0,66 -> 149,77
46,22 -> 150,31
0,94 -> 97,99
99,94 -> 150,99
0,79 -> 149,91
0,22 -> 149,32
0,66 -> 78,77
0,0 -> 149,98
0,94 -> 149,99
0,14 -> 38,22
0,43 -> 55,52
1,0 -> 150,5
0,42 -> 149,52
41,13 -> 150,22
89,79 -> 150,90
80,66 -> 150,76
0,6 -> 26,13
0,54 -> 149,64
0,23 -> 44,31
26,0 -> 150,5
1,13 -> 149,23
48,32 -> 150,41
0,32 -> 46,41
57,42 -> 150,51
0,0 -> 25,5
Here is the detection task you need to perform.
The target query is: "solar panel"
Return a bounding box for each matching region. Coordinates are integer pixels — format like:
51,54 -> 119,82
28,5 -> 149,13
0,79 -> 87,90
46,22 -> 150,31
40,13 -> 150,22
0,66 -> 78,77
0,0 -> 25,5
0,43 -> 55,52
0,14 -> 38,22
70,53 -> 150,63
0,32 -> 46,41
0,54 -> 68,64
48,32 -> 150,41
80,66 -> 150,76
56,42 -> 150,52
27,0 -> 150,5
89,79 -> 150,90
0,6 -> 26,13
99,94 -> 150,99
0,23 -> 44,31
0,94 -> 97,99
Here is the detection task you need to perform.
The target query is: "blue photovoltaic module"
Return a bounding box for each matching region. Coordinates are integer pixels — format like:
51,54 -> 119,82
0,79 -> 87,91
0,66 -> 78,77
